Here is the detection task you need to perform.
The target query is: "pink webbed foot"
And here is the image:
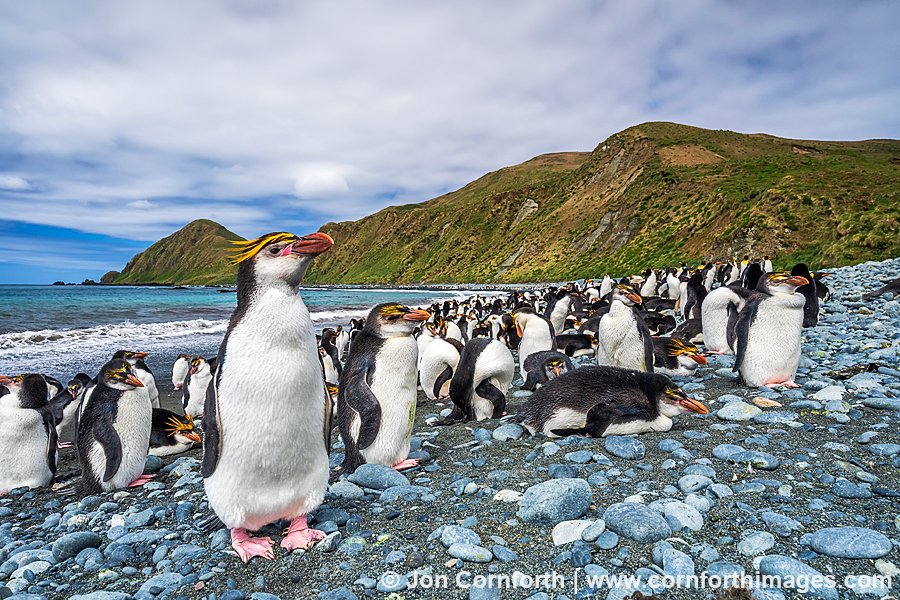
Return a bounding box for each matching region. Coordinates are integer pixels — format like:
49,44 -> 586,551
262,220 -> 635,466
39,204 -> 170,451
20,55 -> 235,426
280,515 -> 324,551
57,441 -> 72,449
173,386 -> 181,390
232,528 -> 275,563
765,380 -> 802,388
127,474 -> 155,487
392,458 -> 420,471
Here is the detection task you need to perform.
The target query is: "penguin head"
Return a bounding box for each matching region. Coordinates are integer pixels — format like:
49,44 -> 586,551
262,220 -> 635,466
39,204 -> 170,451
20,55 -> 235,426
98,359 -> 145,391
366,303 -> 430,338
326,383 -> 340,399
758,272 -> 808,294
165,413 -> 201,444
665,338 -> 707,365
189,356 -> 208,375
66,378 -> 85,400
544,358 -> 568,378
612,285 -> 642,306
0,373 -> 48,407
658,384 -> 709,417
112,350 -> 149,370
231,231 -> 334,287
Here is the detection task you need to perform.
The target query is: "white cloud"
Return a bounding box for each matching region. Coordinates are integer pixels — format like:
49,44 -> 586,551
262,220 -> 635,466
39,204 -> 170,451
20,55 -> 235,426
128,199 -> 157,209
293,163 -> 351,198
0,175 -> 30,190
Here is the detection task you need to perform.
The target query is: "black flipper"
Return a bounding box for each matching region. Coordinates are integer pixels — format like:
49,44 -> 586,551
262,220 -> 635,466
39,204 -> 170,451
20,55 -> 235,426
474,378 -> 506,419
93,414 -> 123,483
342,362 -> 381,451
38,404 -> 58,475
732,300 -> 759,373
200,350 -> 224,478
522,371 -> 538,391
432,366 -> 453,399
638,316 -> 654,373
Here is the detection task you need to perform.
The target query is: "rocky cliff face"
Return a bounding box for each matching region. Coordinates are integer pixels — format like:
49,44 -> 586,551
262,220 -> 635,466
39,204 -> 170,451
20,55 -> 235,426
112,219 -> 245,285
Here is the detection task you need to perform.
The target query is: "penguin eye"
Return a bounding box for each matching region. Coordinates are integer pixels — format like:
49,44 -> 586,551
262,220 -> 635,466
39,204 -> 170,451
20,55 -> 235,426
268,246 -> 280,255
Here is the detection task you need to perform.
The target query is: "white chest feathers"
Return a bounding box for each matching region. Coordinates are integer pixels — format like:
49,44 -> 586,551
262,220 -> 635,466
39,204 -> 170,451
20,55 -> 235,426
597,302 -> 646,371
0,402 -> 53,493
739,294 -> 804,386
362,336 -> 419,467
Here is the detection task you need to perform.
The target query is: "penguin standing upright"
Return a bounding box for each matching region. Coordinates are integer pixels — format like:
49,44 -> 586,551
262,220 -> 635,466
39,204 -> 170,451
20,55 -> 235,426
510,366 -> 707,438
320,329 -> 343,377
681,273 -> 707,320
182,356 -> 215,419
49,375 -> 89,448
335,326 -> 350,360
149,409 -> 201,457
640,269 -> 658,298
172,354 -> 191,390
701,284 -> 752,354
443,338 -> 515,422
419,337 -> 464,400
596,285 -> 654,372
513,307 -> 557,376
544,291 -> 575,334
790,263 -> 819,327
202,231 -> 334,562
0,374 -> 57,494
75,359 -> 153,493
112,351 -> 160,409
336,303 -> 430,477
732,273 -> 808,387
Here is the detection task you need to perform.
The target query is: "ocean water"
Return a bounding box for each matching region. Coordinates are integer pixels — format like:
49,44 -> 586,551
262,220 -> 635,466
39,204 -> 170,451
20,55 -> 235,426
0,284 -> 488,382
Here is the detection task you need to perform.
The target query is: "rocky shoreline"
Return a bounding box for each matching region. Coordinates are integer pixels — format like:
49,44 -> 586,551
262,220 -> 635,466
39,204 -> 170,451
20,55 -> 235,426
3,258 -> 900,600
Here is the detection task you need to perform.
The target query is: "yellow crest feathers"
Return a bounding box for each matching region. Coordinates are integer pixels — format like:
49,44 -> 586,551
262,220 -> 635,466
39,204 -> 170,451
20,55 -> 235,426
231,232 -> 297,265
166,414 -> 195,435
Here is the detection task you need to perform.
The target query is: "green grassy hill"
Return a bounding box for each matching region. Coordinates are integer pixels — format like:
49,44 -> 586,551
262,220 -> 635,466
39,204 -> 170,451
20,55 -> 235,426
304,122 -> 900,283
111,219 -> 245,285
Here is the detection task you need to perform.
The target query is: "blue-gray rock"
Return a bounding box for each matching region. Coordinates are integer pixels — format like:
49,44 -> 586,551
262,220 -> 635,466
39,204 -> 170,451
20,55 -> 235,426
330,481 -> 364,499
566,450 -> 593,464
604,436 -> 645,460
548,464 -> 580,479
221,592 -> 246,600
319,587 -> 359,600
737,531 -> 774,556
441,526 -> 481,548
684,464 -> 716,478
251,594 -> 281,600
678,475 -> 712,493
863,398 -> 900,410
661,548 -> 695,587
717,401 -> 761,421
448,543 -> 493,563
758,555 -> 837,599
712,444 -> 745,460
171,544 -> 204,561
727,451 -> 779,470
52,532 -> 101,561
752,411 -> 799,425
706,561 -> 745,582
136,572 -> 184,596
517,479 -> 592,526
492,545 -> 517,562
870,444 -> 900,456
603,503 -> 671,544
346,464 -> 410,490
832,478 -> 872,499
315,531 -> 341,553
71,593 -> 133,600
143,455 -> 164,473
761,512 -> 802,537
809,527 -> 892,559
492,424 -> 524,442
379,485 -> 430,504
376,572 -> 408,593
124,509 -> 155,529
658,439 -> 682,452
581,520 -> 606,541
595,530 -> 619,550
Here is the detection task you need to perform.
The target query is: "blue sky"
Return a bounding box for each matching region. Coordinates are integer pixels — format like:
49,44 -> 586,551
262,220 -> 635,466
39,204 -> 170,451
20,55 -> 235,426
1,1 -> 898,283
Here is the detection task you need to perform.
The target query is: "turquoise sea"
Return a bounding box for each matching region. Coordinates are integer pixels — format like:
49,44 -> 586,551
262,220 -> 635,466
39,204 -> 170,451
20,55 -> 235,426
0,284 -> 492,382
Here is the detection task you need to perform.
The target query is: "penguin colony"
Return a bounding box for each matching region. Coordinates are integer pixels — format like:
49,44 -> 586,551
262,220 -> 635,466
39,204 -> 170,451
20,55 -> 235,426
0,241 -> 836,566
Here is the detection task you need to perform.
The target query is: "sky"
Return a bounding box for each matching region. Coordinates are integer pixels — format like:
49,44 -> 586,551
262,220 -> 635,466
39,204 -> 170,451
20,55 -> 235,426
0,1 -> 898,283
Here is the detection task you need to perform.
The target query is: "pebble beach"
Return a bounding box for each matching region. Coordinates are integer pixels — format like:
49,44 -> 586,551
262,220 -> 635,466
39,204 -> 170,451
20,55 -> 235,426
3,258 -> 900,600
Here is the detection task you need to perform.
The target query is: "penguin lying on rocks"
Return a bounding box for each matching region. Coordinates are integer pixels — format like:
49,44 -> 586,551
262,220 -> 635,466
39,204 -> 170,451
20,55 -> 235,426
521,350 -> 574,391
149,409 -> 201,456
652,337 -> 707,377
510,366 -> 707,438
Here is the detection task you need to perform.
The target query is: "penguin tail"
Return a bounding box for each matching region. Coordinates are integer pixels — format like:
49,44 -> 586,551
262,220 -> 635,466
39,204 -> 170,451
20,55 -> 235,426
328,466 -> 346,484
196,513 -> 225,534
500,412 -> 524,424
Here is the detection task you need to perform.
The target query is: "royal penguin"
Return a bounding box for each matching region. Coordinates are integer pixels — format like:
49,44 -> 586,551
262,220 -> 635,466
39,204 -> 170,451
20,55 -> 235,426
335,303 -> 430,478
113,350 -> 160,409
544,290 -> 576,334
202,231 -> 334,562
320,329 -> 343,377
43,375 -> 63,399
555,333 -> 597,358
320,347 -> 340,385
416,321 -> 441,370
763,256 -> 773,273
149,409 -> 201,457
640,269 -> 658,298
521,350 -> 574,391
741,263 -> 764,291
75,359 -> 153,494
335,325 -> 350,359
681,273 -> 707,321
671,318 -> 704,345
599,274 -> 613,298
49,374 -> 90,448
0,374 -> 57,494
652,337 -> 707,377
182,356 -> 216,419
172,354 -> 191,390
510,366 -> 707,438
596,285 -> 654,372
790,263 -> 819,327
419,337 -> 464,400
732,272 -> 809,388
701,284 -> 753,354
439,338 -> 515,423
513,307 -> 557,376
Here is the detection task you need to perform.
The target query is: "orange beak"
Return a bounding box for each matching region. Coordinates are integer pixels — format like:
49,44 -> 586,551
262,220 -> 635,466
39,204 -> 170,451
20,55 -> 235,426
0,376 -> 11,386
627,292 -> 642,304
288,232 -> 334,256
132,352 -> 149,358
184,431 -> 201,443
402,309 -> 430,322
125,375 -> 144,387
678,397 -> 708,414
690,353 -> 708,365
786,276 -> 809,286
